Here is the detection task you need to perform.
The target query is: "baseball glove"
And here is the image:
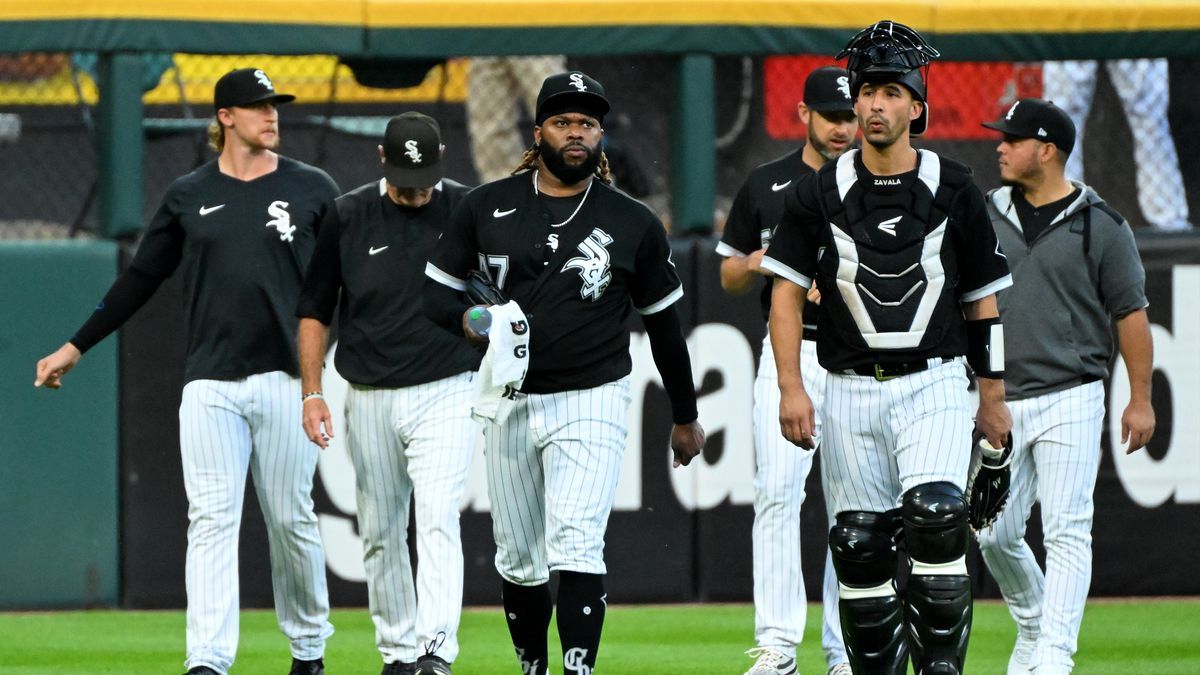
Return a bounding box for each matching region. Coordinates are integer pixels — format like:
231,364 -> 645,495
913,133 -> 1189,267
465,269 -> 507,306
966,432 -> 1013,532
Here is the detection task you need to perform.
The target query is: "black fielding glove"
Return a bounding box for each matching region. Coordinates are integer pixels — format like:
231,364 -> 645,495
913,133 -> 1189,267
465,269 -> 507,306
967,430 -> 1013,532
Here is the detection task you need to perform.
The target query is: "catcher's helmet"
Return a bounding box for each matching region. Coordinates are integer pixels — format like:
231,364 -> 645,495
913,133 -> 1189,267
837,20 -> 940,136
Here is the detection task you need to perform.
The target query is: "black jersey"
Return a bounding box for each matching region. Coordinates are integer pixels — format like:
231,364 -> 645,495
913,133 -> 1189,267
718,147 -> 818,330
762,149 -> 1012,371
427,171 -> 683,394
131,157 -> 338,382
296,179 -> 481,387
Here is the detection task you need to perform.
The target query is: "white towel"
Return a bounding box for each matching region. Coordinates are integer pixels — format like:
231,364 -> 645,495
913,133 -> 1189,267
471,301 -> 530,425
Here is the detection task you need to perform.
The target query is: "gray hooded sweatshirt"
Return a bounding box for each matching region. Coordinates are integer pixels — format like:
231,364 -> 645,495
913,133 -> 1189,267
986,182 -> 1148,401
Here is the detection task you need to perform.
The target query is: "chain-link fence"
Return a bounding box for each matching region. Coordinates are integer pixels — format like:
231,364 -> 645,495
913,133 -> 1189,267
2,52 -> 1198,239
718,55 -> 1200,233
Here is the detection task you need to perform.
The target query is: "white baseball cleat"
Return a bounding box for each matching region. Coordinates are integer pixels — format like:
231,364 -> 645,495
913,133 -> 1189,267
827,663 -> 853,675
744,647 -> 797,675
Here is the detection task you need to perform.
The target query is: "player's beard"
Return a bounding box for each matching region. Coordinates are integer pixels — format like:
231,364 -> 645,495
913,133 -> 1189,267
540,140 -> 601,186
810,127 -> 850,161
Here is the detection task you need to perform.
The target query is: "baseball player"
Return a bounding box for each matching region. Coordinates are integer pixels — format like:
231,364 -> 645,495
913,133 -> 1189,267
717,66 -> 856,675
1042,59 -> 1191,231
34,68 -> 334,675
425,71 -> 706,675
978,99 -> 1155,675
762,21 -> 1013,675
296,112 -> 479,675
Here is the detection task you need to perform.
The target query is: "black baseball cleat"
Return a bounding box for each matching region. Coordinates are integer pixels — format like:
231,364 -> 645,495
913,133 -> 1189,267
414,654 -> 452,675
289,657 -> 324,675
185,668 -> 220,675
382,661 -> 417,675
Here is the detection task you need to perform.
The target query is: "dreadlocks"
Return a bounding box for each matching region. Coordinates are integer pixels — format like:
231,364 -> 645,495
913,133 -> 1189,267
511,143 -> 612,184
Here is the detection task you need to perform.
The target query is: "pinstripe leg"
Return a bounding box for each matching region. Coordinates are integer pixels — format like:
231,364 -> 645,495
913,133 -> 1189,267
796,340 -> 846,668
822,371 -> 904,672
819,457 -> 847,669
978,396 -> 1044,666
752,336 -> 815,658
893,361 -> 973,494
540,379 -> 631,575
488,396 -> 549,585
246,371 -> 331,661
180,379 -> 252,675
404,373 -> 478,664
892,362 -> 974,672
1030,382 -> 1104,672
347,385 -> 418,664
823,372 -> 898,515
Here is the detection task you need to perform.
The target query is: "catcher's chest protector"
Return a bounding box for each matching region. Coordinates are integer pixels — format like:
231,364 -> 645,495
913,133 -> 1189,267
816,150 -> 963,352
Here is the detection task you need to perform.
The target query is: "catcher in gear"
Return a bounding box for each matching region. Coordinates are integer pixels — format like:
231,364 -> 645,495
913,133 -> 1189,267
761,19 -> 1013,675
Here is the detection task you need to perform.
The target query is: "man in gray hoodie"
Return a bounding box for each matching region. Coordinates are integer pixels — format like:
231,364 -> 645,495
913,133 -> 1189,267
979,98 -> 1156,675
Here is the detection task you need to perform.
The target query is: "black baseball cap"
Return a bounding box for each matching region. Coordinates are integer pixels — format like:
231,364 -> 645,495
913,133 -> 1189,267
213,68 -> 295,110
382,112 -> 443,188
534,71 -> 610,126
804,66 -> 854,113
982,98 -> 1076,155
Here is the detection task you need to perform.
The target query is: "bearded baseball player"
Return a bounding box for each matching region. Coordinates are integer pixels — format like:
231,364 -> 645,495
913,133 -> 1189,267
35,68 -> 334,675
978,99 -> 1155,675
762,22 -> 1013,674
425,70 -> 705,675
296,112 -> 479,675
717,66 -> 856,675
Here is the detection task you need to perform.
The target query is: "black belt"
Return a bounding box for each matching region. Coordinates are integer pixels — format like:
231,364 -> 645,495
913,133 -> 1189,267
847,357 -> 954,381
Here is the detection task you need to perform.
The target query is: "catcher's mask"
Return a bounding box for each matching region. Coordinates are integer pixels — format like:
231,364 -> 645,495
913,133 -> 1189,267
837,20 -> 940,136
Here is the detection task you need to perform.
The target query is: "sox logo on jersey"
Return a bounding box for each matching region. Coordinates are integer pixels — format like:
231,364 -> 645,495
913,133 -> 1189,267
562,227 -> 613,301
266,200 -> 295,242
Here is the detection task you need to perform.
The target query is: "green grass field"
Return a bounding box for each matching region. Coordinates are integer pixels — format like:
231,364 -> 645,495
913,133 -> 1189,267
2,600 -> 1198,674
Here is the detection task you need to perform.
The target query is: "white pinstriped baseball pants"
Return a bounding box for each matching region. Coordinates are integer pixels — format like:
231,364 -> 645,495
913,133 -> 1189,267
1043,59 -> 1190,231
179,371 -> 332,675
977,381 -> 1105,673
344,372 -> 478,665
487,378 -> 631,585
753,334 -> 845,666
821,358 -> 974,514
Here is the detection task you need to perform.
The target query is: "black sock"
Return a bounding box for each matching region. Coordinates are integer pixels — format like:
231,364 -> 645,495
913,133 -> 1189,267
556,572 -> 606,674
502,580 -> 553,675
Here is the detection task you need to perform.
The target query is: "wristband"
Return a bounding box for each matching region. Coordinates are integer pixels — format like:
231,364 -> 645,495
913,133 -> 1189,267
966,318 -> 1004,379
302,391 -> 324,402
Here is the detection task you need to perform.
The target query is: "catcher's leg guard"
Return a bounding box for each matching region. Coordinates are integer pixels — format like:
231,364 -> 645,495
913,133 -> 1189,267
901,481 -> 972,675
829,510 -> 907,675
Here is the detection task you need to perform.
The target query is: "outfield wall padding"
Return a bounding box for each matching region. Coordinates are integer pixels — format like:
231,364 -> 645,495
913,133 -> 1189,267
0,240 -> 119,609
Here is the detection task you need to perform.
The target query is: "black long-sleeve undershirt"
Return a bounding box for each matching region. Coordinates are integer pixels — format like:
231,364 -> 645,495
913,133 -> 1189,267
642,304 -> 699,425
69,266 -> 165,354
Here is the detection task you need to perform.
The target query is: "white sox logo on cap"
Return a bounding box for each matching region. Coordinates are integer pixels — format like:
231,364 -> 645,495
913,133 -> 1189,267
837,75 -> 851,99
254,69 -> 274,90
1005,101 -> 1019,120
404,139 -> 422,163
569,73 -> 587,91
